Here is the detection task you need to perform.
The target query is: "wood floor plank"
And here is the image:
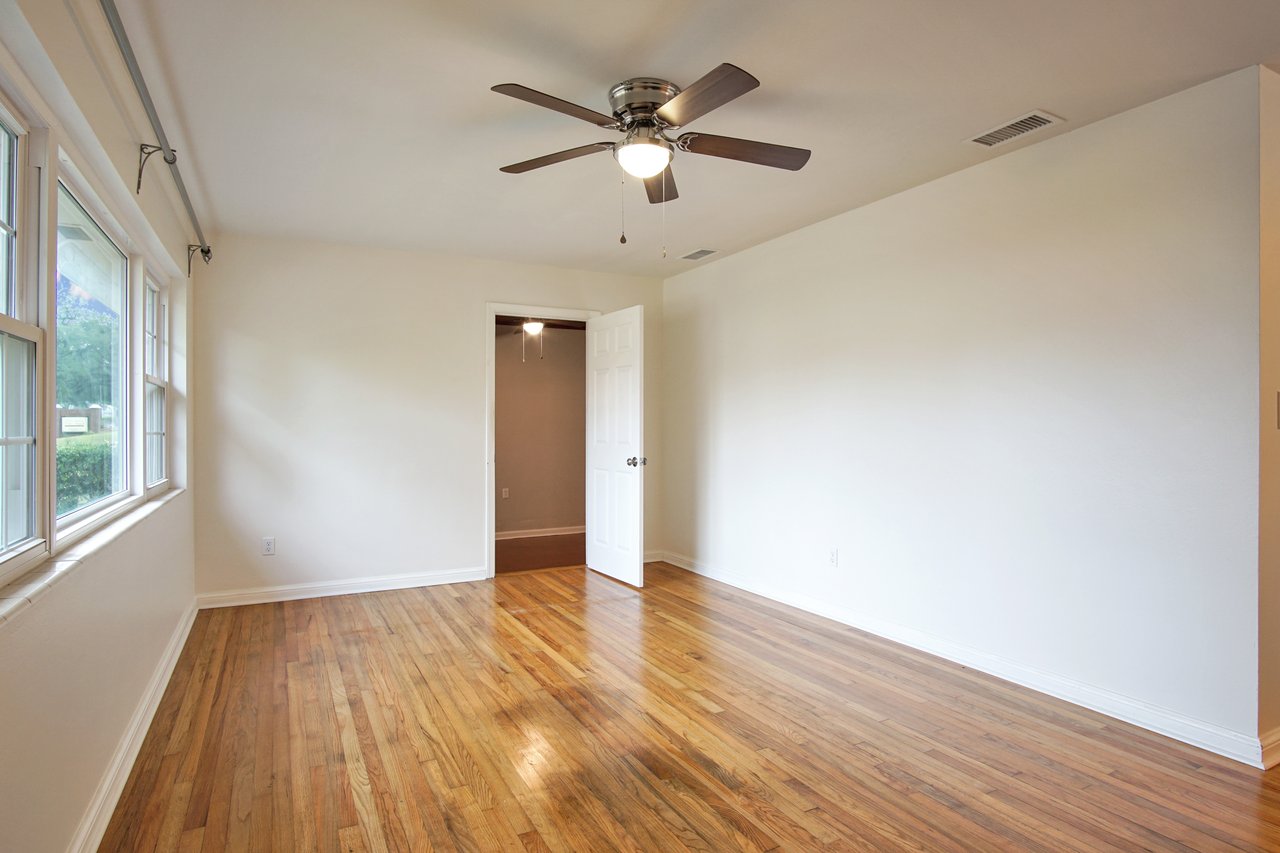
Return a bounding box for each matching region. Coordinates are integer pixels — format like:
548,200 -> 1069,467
101,563 -> 1280,852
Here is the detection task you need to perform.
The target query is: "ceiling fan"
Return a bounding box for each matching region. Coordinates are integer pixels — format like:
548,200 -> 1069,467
492,63 -> 811,204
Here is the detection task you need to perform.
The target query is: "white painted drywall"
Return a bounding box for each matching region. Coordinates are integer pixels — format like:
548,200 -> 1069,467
495,326 -> 586,534
1259,66 -> 1280,745
663,69 -> 1262,742
193,234 -> 662,595
0,496 -> 196,853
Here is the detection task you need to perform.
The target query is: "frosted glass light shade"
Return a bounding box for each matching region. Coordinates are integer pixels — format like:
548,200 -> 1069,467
615,139 -> 672,178
523,321 -> 544,335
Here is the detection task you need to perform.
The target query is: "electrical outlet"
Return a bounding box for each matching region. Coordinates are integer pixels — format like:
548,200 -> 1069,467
262,537 -> 276,556
829,548 -> 839,567
501,487 -> 510,499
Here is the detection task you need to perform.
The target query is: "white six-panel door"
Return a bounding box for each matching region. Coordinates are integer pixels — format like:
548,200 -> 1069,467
585,305 -> 644,587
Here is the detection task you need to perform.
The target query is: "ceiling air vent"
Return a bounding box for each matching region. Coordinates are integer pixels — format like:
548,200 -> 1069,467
970,111 -> 1062,147
681,248 -> 717,261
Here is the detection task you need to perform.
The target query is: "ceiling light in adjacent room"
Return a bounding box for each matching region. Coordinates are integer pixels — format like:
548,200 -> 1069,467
523,321 -> 544,335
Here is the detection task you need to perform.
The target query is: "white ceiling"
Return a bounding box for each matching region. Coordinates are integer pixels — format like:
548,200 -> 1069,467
117,0 -> 1280,278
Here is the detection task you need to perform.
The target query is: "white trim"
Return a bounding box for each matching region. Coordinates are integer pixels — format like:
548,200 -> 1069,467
196,567 -> 488,609
643,550 -> 665,563
68,600 -> 197,853
662,551 -> 1266,769
483,302 -> 600,581
494,525 -> 585,541
1262,726 -> 1280,769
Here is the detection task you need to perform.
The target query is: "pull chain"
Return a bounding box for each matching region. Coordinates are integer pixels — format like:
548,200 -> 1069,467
619,177 -> 627,244
661,173 -> 667,259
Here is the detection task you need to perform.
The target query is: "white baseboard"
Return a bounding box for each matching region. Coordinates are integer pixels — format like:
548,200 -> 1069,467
196,567 -> 488,609
494,526 -> 585,541
1261,726 -> 1280,769
69,600 -> 198,853
664,551 -> 1265,769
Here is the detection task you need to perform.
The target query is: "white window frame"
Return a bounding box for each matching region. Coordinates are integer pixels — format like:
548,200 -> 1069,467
52,174 -> 135,536
142,276 -> 168,493
0,90 -> 48,587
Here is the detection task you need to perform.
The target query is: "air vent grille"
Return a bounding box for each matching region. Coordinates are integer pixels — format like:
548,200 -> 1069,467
57,224 -> 93,242
971,111 -> 1061,147
682,248 -> 716,261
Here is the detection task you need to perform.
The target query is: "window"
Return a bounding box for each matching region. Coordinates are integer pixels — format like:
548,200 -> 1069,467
0,84 -> 182,575
55,184 -> 127,518
144,281 -> 166,486
0,111 -> 39,569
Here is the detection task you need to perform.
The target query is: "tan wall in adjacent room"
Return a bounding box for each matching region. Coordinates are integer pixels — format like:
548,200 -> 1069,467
495,326 -> 586,534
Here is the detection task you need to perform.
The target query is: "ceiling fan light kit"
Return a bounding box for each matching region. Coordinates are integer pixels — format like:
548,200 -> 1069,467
492,63 -> 811,204
615,132 -> 672,179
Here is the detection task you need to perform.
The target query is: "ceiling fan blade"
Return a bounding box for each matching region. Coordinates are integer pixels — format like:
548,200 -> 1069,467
492,84 -> 619,129
655,63 -> 759,128
643,167 -> 678,204
499,142 -> 614,174
678,132 -> 811,171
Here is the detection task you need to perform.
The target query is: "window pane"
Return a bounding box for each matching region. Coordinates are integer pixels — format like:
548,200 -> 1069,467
0,124 -> 14,318
145,381 -> 165,485
0,332 -> 34,549
0,123 -> 12,227
4,331 -> 32,436
56,185 -> 126,517
144,286 -> 157,376
0,231 -> 11,318
3,444 -> 32,548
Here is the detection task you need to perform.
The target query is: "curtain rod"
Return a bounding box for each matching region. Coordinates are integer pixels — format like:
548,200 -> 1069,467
98,0 -> 212,268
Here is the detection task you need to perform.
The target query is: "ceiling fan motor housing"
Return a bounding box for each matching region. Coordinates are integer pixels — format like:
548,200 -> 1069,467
608,78 -> 681,127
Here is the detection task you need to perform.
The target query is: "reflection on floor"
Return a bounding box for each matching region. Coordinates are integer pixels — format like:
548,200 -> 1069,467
495,532 -> 585,573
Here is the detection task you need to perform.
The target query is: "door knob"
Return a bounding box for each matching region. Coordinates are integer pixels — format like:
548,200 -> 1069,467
626,457 -> 648,467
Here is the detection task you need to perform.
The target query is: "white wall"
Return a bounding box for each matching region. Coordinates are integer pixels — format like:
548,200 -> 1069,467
1259,66 -> 1280,745
0,498 -> 195,853
495,326 -> 585,534
663,69 -> 1263,751
194,234 -> 662,596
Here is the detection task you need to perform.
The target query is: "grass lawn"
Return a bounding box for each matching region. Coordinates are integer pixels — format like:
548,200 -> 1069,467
56,431 -> 115,449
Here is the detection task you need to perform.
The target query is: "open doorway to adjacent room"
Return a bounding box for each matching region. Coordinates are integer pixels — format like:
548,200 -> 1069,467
492,313 -> 587,573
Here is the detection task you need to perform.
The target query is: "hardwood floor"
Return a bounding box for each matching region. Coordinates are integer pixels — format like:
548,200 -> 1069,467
494,533 -> 584,573
101,563 -> 1280,852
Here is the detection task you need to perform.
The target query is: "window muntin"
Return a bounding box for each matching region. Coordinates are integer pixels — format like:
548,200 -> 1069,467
55,184 -> 127,518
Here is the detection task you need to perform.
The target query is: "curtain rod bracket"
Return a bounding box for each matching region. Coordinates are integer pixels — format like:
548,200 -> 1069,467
101,0 -> 211,250
137,143 -> 177,194
187,244 -> 212,277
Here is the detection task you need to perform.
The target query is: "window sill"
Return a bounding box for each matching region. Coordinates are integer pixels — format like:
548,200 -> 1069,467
0,488 -> 185,627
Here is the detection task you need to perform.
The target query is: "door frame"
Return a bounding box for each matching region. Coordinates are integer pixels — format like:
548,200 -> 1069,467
484,302 -> 600,579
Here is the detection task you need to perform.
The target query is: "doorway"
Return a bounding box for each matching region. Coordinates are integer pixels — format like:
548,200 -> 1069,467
483,301 -> 647,586
484,302 -> 596,578
492,314 -> 587,573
